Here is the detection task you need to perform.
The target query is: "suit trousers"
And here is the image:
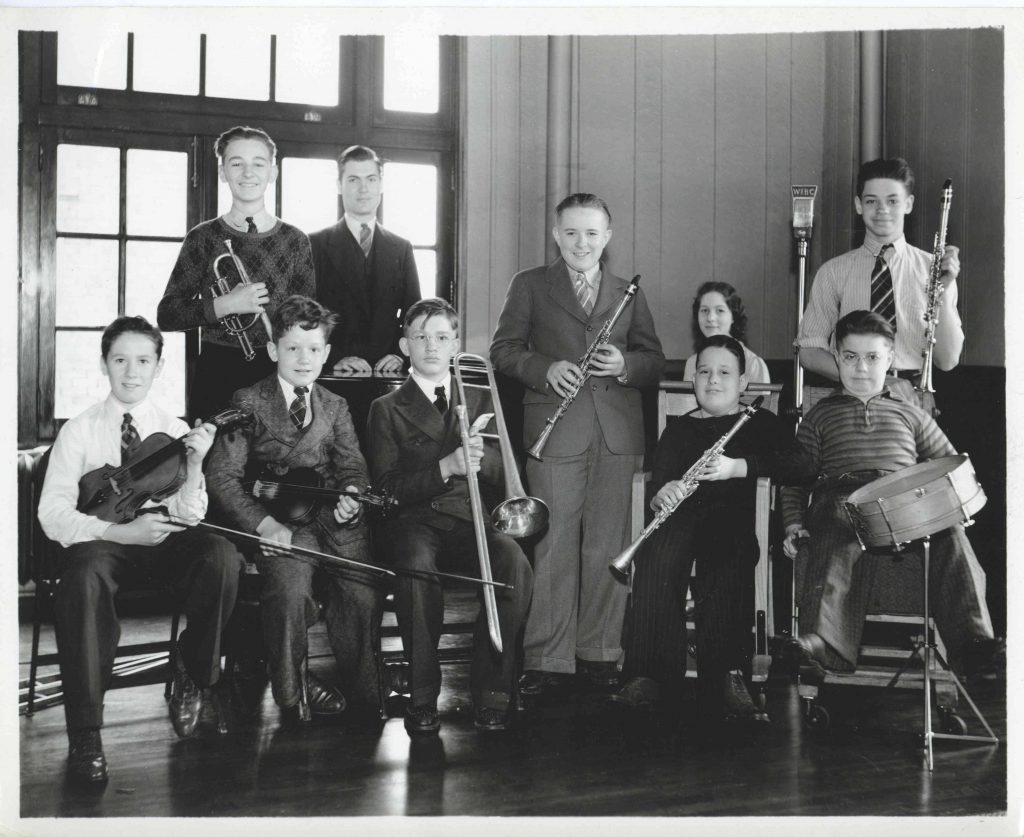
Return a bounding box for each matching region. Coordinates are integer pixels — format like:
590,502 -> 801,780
381,517 -> 533,711
254,524 -> 384,710
797,484 -> 994,670
54,529 -> 244,731
622,504 -> 758,705
524,418 -> 640,674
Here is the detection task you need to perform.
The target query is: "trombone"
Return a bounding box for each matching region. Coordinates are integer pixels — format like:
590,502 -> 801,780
453,352 -> 551,653
210,239 -> 274,361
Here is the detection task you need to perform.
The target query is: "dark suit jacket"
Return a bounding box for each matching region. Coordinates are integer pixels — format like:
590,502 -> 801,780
206,374 -> 370,553
366,378 -> 502,527
309,220 -> 421,367
489,258 -> 665,457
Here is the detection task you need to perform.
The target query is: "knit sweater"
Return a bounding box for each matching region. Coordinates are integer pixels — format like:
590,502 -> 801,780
158,217 -> 315,350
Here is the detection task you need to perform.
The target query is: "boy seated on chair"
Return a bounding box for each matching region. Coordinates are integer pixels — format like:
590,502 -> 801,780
206,294 -> 385,725
781,310 -> 1003,682
37,316 -> 245,785
366,298 -> 533,736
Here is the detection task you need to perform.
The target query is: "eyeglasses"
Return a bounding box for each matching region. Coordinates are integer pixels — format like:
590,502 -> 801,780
837,351 -> 888,368
408,334 -> 454,347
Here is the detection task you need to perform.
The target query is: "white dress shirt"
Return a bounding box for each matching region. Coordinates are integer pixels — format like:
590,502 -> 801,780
344,213 -> 377,248
409,369 -> 451,408
38,395 -> 208,548
278,376 -> 313,428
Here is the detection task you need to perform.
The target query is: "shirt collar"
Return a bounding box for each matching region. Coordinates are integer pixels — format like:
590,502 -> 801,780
565,261 -> 601,286
344,214 -> 377,241
862,233 -> 908,259
836,386 -> 903,405
409,369 -> 451,403
278,376 -> 312,405
104,393 -> 153,423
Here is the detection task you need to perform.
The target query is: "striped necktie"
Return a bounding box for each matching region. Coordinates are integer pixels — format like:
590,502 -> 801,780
870,243 -> 896,332
120,413 -> 141,463
289,386 -> 308,430
573,271 -> 594,315
359,223 -> 372,258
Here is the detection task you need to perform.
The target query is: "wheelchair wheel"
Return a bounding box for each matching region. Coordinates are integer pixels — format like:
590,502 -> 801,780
802,700 -> 830,732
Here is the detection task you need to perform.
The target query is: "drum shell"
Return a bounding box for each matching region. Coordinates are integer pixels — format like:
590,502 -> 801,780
844,454 -> 986,549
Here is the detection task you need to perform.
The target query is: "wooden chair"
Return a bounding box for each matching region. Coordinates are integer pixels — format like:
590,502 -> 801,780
630,381 -> 782,707
19,446 -> 183,715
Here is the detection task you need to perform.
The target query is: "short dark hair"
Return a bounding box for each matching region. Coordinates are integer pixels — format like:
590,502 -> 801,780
101,315 -> 163,360
337,145 -> 384,177
835,309 -> 895,347
691,281 -> 748,348
555,193 -> 612,225
404,297 -> 459,333
271,295 -> 339,342
856,157 -> 915,197
696,333 -> 746,375
215,126 -> 277,162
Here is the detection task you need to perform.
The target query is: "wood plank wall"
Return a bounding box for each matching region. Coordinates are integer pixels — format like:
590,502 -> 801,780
461,30 -> 1004,368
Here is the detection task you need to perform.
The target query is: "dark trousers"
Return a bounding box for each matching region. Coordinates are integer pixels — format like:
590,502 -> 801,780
623,506 -> 757,706
254,524 -> 385,710
188,342 -> 274,423
54,529 -> 244,732
381,517 -> 533,711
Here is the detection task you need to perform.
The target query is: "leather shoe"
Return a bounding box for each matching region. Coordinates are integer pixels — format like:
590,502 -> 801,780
782,633 -> 828,684
169,649 -> 204,739
198,686 -> 229,734
405,703 -> 440,736
382,663 -> 410,695
519,669 -> 570,697
961,636 -> 1006,681
67,728 -> 108,785
722,671 -> 761,720
607,676 -> 661,709
577,659 -> 621,687
474,705 -> 510,732
305,673 -> 347,716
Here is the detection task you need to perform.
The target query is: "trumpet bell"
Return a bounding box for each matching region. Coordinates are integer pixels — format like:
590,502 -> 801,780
492,496 -> 550,539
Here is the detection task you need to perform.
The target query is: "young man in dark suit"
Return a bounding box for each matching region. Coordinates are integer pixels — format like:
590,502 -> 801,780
309,145 -> 421,376
206,295 -> 385,723
367,298 -> 533,735
490,193 -> 665,696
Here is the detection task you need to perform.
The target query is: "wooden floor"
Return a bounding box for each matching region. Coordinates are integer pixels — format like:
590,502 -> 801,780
16,605 -> 1008,826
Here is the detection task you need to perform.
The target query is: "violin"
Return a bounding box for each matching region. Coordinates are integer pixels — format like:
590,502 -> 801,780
249,466 -> 397,527
77,406 -> 253,524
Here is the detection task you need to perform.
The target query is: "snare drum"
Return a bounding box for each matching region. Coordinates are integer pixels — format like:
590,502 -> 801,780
844,454 -> 986,550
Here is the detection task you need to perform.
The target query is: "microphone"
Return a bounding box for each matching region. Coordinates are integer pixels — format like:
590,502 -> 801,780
791,185 -> 818,242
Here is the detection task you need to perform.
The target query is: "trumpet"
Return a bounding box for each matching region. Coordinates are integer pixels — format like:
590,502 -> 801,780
918,179 -> 953,395
527,275 -> 641,460
609,396 -> 764,580
210,239 -> 274,361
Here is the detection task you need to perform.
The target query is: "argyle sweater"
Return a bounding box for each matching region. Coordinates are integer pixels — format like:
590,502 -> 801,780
158,217 -> 315,350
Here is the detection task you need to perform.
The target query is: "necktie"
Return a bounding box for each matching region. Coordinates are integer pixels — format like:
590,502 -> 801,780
245,216 -> 257,234
120,413 -> 141,463
289,386 -> 308,430
870,243 -> 897,332
573,271 -> 594,315
433,386 -> 448,415
359,223 -> 372,258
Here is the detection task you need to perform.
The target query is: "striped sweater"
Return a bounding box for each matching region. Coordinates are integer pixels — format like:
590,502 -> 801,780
781,387 -> 955,529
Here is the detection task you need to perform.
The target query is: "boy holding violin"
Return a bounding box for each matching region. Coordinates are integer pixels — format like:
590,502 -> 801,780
37,316 -> 245,785
206,295 -> 385,725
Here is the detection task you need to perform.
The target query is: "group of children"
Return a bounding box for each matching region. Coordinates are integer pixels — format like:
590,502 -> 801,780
38,133 -> 1001,786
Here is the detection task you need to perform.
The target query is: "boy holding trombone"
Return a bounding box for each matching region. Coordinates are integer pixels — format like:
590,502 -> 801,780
158,125 -> 315,421
367,299 -> 534,735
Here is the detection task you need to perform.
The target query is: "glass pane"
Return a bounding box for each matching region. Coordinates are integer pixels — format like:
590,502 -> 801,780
383,36 -> 439,114
57,145 -> 120,234
56,29 -> 128,89
206,32 -> 270,100
382,163 -> 437,246
413,249 -> 436,300
276,29 -> 339,107
55,239 -> 119,327
127,149 -> 188,237
281,157 -> 338,234
133,31 -> 200,95
55,331 -> 186,419
126,240 -> 183,323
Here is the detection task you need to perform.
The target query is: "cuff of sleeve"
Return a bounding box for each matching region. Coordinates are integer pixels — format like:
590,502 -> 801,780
201,296 -> 219,324
795,335 -> 830,351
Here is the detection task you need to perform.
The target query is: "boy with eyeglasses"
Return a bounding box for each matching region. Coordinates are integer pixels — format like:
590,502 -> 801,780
781,310 -> 1001,683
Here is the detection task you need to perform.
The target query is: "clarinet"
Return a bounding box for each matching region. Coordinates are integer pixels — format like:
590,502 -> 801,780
609,396 -> 764,579
526,274 -> 641,460
917,179 -> 953,394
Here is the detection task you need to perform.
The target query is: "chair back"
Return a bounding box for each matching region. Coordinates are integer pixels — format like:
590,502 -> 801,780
657,381 -> 783,436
